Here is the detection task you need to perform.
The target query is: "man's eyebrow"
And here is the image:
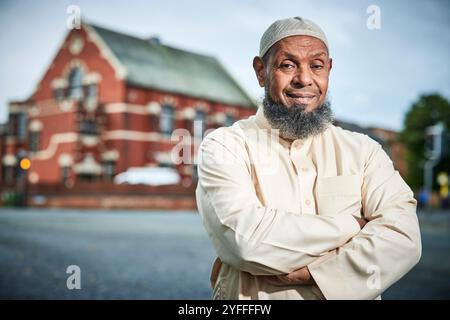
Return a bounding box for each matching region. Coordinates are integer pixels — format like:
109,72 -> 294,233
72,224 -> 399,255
309,51 -> 328,58
277,51 -> 299,61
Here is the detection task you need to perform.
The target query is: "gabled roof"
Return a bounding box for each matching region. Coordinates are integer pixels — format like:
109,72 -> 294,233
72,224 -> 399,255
87,23 -> 256,108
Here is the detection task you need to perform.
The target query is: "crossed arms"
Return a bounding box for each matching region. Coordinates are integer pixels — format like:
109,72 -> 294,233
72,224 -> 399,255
196,132 -> 422,299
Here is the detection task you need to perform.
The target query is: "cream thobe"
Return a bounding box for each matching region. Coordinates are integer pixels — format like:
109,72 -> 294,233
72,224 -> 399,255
195,106 -> 422,300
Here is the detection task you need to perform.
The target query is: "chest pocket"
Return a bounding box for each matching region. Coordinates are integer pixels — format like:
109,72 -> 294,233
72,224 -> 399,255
316,174 -> 362,217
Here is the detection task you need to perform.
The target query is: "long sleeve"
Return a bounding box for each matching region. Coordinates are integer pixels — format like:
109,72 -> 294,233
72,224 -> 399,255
196,129 -> 361,276
308,140 -> 422,299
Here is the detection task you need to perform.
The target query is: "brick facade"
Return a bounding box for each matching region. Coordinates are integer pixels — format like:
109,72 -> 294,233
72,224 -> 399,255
0,24 -> 256,200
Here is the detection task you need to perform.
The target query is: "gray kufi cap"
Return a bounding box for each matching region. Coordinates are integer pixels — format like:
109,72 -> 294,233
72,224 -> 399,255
259,17 -> 329,57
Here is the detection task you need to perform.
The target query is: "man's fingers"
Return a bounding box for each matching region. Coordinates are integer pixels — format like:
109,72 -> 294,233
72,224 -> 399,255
260,266 -> 314,286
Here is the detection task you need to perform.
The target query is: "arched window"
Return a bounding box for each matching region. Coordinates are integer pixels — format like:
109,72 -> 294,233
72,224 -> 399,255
225,113 -> 235,127
68,67 -> 84,100
160,105 -> 174,136
194,110 -> 206,139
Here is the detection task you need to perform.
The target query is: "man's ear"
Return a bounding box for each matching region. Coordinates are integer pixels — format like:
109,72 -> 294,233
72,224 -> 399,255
253,56 -> 266,88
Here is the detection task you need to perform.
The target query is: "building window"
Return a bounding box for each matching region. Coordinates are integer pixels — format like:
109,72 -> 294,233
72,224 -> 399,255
2,165 -> 15,185
61,166 -> 70,185
6,114 -> 15,137
192,164 -> 199,181
29,131 -> 40,152
225,114 -> 235,127
79,119 -> 98,135
86,83 -> 98,100
160,105 -> 174,136
53,88 -> 65,101
78,173 -> 96,182
103,161 -> 116,181
68,67 -> 84,100
194,110 -> 206,139
18,113 -> 27,140
9,113 -> 28,140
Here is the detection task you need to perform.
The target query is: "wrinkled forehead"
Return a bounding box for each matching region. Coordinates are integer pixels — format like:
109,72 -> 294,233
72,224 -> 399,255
266,35 -> 329,61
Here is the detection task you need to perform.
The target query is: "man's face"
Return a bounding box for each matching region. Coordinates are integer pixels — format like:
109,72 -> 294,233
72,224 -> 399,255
253,35 -> 332,112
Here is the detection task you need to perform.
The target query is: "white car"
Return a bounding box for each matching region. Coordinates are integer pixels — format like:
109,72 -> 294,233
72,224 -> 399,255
113,167 -> 180,186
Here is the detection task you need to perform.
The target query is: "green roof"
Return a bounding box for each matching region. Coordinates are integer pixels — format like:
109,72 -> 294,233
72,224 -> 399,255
89,23 -> 256,108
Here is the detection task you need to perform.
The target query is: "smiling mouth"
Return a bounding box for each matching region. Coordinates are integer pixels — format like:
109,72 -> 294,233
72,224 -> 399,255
285,92 -> 317,105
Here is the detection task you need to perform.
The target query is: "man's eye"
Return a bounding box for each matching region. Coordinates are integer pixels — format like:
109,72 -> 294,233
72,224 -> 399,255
280,64 -> 295,69
311,64 -> 324,69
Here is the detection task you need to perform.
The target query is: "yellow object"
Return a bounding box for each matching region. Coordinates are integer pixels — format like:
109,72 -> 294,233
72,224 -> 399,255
440,186 -> 449,198
437,172 -> 449,186
20,158 -> 31,170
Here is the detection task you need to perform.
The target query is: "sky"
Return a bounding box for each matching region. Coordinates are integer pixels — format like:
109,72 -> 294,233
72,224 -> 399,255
0,0 -> 449,131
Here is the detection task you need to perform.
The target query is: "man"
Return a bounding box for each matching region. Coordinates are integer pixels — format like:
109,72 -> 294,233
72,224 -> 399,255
195,17 -> 421,300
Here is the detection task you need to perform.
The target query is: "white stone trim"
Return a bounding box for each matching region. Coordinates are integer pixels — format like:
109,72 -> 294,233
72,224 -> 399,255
31,133 -> 78,160
225,108 -> 239,116
59,100 -> 74,112
58,153 -> 74,167
9,104 -> 27,114
80,135 -> 100,147
195,102 -> 210,112
211,112 -> 226,124
28,172 -> 39,184
83,72 -> 102,85
2,154 -> 17,166
147,102 -> 161,115
83,23 -> 127,80
69,35 -> 84,55
29,120 -> 43,131
73,154 -> 102,175
51,78 -> 68,89
101,150 -> 119,161
181,107 -> 196,120
29,106 -> 40,117
104,103 -> 147,115
154,151 -> 173,164
103,130 -> 163,142
83,99 -> 98,112
62,59 -> 89,78
161,96 -> 176,106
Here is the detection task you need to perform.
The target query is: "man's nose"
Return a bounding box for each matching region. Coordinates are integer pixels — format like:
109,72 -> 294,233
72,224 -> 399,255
291,65 -> 313,87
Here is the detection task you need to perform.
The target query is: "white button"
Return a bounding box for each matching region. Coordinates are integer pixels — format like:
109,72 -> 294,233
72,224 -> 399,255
301,167 -> 308,172
305,199 -> 311,206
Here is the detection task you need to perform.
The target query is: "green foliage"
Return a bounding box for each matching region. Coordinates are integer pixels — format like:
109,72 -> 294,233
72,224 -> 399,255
400,93 -> 450,190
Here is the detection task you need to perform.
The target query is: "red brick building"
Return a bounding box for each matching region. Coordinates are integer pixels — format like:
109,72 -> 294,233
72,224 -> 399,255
0,22 -> 256,202
0,22 -> 408,208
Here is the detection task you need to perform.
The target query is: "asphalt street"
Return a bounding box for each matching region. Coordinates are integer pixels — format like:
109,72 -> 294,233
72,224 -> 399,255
0,208 -> 449,299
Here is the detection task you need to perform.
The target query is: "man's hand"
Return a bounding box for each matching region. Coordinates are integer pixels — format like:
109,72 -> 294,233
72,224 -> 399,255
260,266 -> 315,286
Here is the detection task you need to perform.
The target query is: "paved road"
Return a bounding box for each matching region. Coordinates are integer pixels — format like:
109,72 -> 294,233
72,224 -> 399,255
0,208 -> 449,299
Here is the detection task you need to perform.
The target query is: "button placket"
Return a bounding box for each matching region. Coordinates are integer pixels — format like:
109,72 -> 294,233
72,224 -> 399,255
291,148 -> 317,215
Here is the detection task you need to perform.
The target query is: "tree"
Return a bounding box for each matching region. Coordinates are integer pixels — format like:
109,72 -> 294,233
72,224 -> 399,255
400,93 -> 450,191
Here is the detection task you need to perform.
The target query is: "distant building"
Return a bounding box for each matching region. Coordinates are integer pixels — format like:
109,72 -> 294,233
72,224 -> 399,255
0,22 -> 256,197
334,120 -> 408,177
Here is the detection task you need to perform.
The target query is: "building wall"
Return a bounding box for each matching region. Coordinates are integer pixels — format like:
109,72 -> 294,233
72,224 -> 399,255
33,25 -> 125,103
1,24 -> 256,190
369,127 -> 408,178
